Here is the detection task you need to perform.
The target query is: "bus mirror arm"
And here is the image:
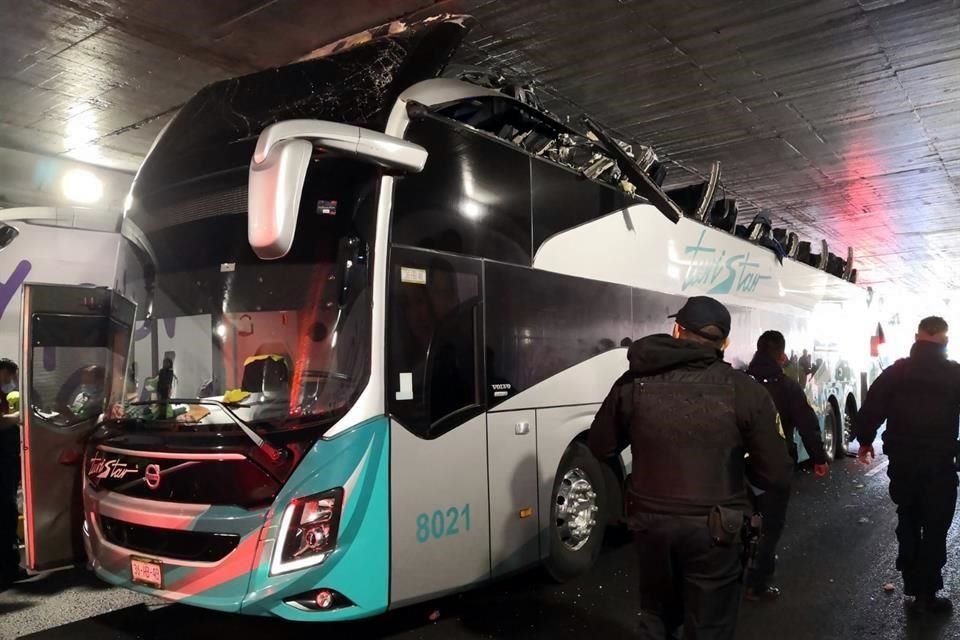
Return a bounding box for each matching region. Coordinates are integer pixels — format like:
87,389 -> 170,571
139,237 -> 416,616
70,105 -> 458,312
248,119 -> 428,260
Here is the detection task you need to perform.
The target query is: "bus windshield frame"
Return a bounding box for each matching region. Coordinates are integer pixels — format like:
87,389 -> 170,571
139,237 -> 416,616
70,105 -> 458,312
109,157 -> 379,437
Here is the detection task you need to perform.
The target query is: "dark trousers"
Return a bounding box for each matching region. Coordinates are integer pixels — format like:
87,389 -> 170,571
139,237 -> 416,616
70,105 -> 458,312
0,431 -> 20,579
887,457 -> 958,596
746,487 -> 790,590
632,512 -> 743,640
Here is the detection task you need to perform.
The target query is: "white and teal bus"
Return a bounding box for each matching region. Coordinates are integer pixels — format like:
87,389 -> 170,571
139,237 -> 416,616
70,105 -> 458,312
19,15 -> 876,622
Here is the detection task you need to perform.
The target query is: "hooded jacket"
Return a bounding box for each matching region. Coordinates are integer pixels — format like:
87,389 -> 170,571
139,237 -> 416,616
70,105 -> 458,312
747,352 -> 828,465
588,334 -> 793,517
857,340 -> 960,461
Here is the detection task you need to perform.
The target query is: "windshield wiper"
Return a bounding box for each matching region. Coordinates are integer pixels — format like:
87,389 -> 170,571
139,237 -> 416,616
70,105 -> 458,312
125,399 -> 286,462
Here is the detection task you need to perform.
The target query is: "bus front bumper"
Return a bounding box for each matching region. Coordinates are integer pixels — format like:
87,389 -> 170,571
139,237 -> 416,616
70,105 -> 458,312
82,416 -> 391,621
82,487 -> 267,613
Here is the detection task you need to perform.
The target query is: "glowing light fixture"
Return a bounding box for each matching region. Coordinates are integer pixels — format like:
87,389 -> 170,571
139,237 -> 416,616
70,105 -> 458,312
461,200 -> 484,220
62,168 -> 103,204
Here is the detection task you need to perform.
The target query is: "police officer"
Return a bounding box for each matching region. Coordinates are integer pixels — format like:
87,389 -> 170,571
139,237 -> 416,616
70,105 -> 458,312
588,296 -> 793,640
744,330 -> 829,601
856,316 -> 960,614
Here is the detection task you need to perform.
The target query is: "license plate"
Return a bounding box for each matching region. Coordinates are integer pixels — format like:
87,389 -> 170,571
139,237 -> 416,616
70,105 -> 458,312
130,556 -> 163,589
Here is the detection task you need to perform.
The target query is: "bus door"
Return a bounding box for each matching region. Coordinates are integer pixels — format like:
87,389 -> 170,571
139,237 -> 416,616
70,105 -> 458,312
386,248 -> 491,606
20,284 -> 134,571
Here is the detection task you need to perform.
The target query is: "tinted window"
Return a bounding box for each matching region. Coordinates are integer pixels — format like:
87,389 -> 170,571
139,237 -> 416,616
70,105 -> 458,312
388,247 -> 483,437
30,315 -> 129,428
0,223 -> 18,251
393,117 -> 531,265
485,262 -> 632,407
531,157 -> 635,254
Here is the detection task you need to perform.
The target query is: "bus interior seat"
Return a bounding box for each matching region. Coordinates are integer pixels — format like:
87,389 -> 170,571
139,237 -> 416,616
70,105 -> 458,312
746,213 -> 771,242
665,182 -> 708,218
710,199 -> 738,233
650,163 -> 667,186
55,365 -> 106,414
842,247 -> 855,280
786,232 -> 800,258
826,252 -> 846,278
241,353 -> 291,394
772,228 -> 787,245
748,214 -> 787,262
814,240 -> 830,270
775,228 -> 801,257
804,243 -> 829,270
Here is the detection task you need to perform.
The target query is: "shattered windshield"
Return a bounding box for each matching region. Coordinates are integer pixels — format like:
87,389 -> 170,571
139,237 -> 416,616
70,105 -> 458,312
111,158 -> 378,434
135,18 -> 468,194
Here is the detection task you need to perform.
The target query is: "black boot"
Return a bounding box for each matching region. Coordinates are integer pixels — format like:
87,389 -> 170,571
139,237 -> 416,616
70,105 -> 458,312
910,594 -> 953,615
744,586 -> 781,602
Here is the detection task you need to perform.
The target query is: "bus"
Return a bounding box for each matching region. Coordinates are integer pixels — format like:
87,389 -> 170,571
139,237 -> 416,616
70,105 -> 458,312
19,15 -> 877,622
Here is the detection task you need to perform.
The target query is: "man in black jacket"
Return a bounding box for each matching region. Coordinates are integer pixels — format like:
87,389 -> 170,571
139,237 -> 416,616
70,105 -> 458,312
589,296 -> 793,640
744,330 -> 829,601
856,316 -> 960,614
0,359 -> 23,590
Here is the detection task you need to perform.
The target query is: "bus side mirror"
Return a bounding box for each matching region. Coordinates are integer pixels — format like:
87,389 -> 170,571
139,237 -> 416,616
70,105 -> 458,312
248,119 -> 428,260
248,137 -> 313,261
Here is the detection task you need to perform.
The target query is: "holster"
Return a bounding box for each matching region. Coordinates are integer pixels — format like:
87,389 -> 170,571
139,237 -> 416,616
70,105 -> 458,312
707,505 -> 744,547
742,513 -> 763,570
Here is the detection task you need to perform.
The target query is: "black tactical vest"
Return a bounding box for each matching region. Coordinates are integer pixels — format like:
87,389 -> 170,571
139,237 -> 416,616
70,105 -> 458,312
625,362 -> 749,516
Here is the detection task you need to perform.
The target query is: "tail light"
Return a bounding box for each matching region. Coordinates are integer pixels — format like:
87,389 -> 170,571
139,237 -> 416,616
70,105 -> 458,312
271,488 -> 343,575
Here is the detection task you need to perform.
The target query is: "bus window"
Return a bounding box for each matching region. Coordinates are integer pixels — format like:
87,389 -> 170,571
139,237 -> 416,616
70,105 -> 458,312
388,248 -> 483,437
393,117 -> 532,265
29,314 -> 112,427
484,261 -> 633,405
531,156 -> 635,252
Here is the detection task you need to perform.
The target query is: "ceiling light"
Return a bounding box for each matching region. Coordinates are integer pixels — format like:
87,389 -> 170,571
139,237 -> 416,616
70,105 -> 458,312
461,200 -> 484,220
62,168 -> 103,204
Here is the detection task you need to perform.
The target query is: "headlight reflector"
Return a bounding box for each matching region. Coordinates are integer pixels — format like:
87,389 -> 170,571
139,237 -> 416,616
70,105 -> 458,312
271,488 -> 343,575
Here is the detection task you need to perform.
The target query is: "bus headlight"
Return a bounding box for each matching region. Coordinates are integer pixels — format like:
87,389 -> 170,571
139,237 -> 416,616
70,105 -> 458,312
271,488 -> 343,575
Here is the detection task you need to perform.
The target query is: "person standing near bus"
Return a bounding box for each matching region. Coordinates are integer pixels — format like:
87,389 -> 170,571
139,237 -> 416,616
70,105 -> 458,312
798,348 -> 812,387
744,330 -> 829,601
588,296 -> 793,639
856,316 -> 960,614
0,358 -> 25,589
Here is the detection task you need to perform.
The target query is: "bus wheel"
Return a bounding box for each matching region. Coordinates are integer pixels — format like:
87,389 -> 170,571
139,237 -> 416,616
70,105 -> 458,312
841,403 -> 855,458
822,410 -> 838,463
545,442 -> 608,582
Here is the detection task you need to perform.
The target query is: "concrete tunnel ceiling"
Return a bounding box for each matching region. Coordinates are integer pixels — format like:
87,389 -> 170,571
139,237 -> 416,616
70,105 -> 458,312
1,0 -> 959,291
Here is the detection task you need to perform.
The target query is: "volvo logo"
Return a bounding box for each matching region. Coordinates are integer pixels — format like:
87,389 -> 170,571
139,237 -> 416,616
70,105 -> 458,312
144,464 -> 162,490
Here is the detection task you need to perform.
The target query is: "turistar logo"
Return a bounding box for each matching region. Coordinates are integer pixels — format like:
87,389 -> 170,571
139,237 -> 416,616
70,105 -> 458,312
87,454 -> 140,480
681,230 -> 772,295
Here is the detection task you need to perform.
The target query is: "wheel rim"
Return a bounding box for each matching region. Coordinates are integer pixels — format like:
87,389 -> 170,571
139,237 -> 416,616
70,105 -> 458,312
555,467 -> 599,551
842,409 -> 853,453
823,414 -> 836,461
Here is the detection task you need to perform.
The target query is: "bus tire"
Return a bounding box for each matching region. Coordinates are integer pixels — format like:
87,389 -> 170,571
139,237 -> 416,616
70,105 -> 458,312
544,442 -> 608,582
